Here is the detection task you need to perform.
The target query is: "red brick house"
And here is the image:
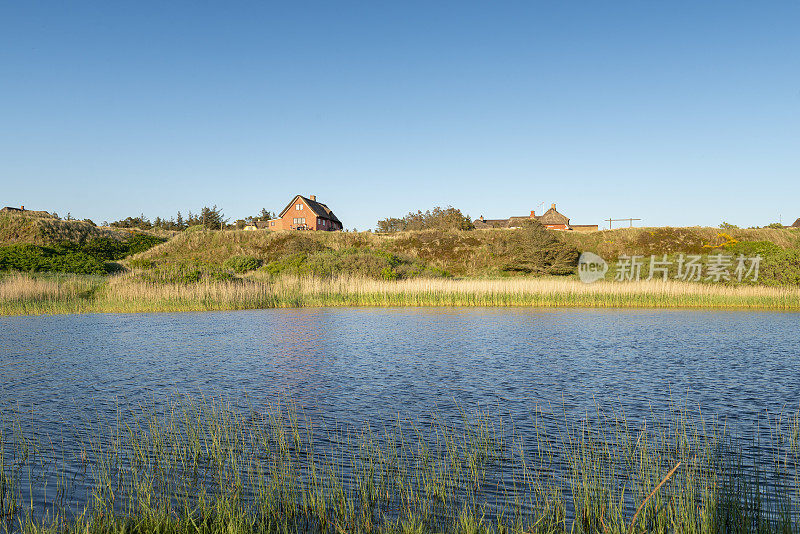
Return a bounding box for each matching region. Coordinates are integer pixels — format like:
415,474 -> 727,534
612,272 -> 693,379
249,195 -> 343,231
473,203 -> 598,232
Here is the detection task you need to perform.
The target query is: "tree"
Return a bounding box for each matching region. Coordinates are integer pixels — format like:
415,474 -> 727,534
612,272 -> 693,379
110,214 -> 152,230
376,206 -> 474,233
244,209 -> 274,226
501,219 -> 579,275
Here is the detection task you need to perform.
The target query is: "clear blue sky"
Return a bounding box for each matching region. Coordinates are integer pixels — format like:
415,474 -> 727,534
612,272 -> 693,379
1,2 -> 798,230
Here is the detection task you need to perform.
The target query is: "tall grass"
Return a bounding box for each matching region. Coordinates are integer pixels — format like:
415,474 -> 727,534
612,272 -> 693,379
0,273 -> 103,315
1,398 -> 798,533
2,273 -> 800,315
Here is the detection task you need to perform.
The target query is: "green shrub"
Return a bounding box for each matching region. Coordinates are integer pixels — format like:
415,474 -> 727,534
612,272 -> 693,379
0,244 -> 107,275
0,233 -> 166,275
377,206 -> 475,233
80,238 -> 129,260
222,255 -> 261,273
500,220 -> 580,275
380,267 -> 398,280
128,258 -> 156,270
125,233 -> 166,255
724,241 -> 800,286
209,271 -> 236,282
260,249 -> 446,280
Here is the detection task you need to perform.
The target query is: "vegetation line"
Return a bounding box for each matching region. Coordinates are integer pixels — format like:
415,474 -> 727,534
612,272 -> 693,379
1,273 -> 799,316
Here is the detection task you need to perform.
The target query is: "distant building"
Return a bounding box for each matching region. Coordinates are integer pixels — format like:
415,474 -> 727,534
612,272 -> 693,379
245,195 -> 343,231
790,218 -> 800,229
472,203 -> 598,232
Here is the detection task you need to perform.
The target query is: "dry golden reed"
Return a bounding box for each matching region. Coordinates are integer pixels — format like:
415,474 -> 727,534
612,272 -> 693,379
3,272 -> 796,315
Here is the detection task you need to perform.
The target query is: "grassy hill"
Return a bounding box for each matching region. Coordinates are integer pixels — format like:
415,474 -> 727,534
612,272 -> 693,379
0,212 -> 166,274
128,225 -> 800,283
3,221 -> 799,316
559,226 -> 800,257
0,212 -> 123,245
130,225 -> 581,280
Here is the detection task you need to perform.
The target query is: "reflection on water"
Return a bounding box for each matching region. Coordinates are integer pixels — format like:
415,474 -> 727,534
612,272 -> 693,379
1,307 -> 799,522
2,308 -> 800,436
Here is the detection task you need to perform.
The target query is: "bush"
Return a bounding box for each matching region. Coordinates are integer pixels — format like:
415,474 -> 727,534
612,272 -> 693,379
128,258 -> 156,270
377,206 -> 475,233
80,238 -> 129,261
222,255 -> 262,274
500,220 -> 580,275
0,244 -> 107,275
261,249 -> 448,280
125,234 -> 166,255
725,241 -> 800,286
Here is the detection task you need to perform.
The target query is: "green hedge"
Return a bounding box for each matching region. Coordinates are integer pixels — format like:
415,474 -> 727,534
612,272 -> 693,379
0,244 -> 107,275
0,234 -> 166,275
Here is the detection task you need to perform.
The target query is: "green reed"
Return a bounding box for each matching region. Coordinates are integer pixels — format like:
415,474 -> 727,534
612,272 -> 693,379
1,399 -> 799,533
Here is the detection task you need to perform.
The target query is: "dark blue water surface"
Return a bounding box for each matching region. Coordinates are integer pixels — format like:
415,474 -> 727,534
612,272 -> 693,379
2,308 -> 799,437
1,307 -> 799,521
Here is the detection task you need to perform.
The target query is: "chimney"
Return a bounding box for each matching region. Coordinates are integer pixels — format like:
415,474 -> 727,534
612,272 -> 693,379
310,195 -> 316,201
480,215 -> 484,222
21,205 -> 24,211
530,210 -> 535,218
551,203 -> 556,210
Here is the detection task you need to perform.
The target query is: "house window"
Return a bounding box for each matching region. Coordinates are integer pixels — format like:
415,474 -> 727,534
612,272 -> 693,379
296,204 -> 303,211
271,221 -> 275,226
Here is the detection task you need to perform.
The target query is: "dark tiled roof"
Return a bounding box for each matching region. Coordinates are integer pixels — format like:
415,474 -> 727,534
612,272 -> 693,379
279,195 -> 341,224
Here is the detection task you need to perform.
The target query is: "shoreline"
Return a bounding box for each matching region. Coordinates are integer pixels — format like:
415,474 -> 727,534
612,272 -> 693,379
2,272 -> 799,316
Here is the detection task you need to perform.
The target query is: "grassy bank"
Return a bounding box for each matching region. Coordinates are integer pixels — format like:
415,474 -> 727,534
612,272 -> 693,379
2,397 -> 798,533
2,221 -> 800,315
2,272 -> 800,315
132,226 -> 800,278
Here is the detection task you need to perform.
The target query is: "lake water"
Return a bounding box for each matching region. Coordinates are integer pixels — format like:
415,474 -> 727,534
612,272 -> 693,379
1,308 -> 800,520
